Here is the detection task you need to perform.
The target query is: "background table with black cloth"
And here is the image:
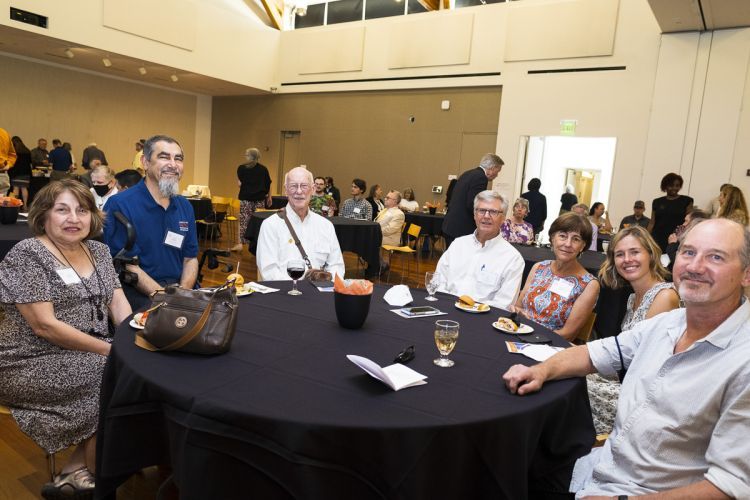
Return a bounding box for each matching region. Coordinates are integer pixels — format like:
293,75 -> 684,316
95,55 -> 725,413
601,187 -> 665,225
404,212 -> 444,236
0,221 -> 32,261
270,195 -> 288,209
96,285 -> 594,500
186,197 -> 213,221
28,175 -> 50,206
512,244 -> 629,338
246,210 -> 383,278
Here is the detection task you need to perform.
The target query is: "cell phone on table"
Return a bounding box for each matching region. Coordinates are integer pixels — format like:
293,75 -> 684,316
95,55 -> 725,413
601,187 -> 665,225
402,306 -> 440,316
310,279 -> 334,288
523,333 -> 552,344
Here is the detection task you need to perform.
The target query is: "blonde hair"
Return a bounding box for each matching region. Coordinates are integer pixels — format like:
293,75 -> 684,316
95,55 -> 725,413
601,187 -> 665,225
598,226 -> 668,289
718,185 -> 749,223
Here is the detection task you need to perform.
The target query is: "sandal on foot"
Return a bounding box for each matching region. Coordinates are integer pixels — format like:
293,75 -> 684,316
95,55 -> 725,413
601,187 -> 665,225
41,467 -> 94,499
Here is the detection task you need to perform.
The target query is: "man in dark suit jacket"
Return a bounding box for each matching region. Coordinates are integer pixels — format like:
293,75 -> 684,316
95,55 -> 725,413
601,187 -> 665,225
441,153 -> 503,247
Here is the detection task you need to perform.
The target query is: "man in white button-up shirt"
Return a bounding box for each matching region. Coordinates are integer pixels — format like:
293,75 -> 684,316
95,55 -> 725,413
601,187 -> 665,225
435,190 -> 524,309
256,167 -> 345,281
503,218 -> 750,499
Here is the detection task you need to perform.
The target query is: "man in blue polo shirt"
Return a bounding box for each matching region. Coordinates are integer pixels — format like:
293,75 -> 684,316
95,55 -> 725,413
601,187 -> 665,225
103,135 -> 198,310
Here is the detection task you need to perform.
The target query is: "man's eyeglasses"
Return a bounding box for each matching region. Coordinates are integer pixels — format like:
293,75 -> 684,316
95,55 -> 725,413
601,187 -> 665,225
474,208 -> 502,217
286,183 -> 311,192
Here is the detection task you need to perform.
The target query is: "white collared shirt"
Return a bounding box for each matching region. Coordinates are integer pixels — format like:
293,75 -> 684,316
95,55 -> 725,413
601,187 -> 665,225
572,299 -> 750,498
435,231 -> 524,309
256,206 -> 345,281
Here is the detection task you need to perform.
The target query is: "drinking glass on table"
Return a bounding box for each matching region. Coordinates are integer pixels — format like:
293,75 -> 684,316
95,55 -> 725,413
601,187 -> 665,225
602,240 -> 610,254
286,259 -> 306,296
425,272 -> 440,301
434,319 -> 459,367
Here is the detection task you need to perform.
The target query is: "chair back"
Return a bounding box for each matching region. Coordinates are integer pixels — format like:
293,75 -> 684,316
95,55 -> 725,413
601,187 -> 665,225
575,312 -> 597,345
407,223 -> 422,239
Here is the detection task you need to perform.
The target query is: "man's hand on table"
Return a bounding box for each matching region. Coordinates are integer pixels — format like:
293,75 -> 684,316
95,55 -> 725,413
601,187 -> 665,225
502,364 -> 548,395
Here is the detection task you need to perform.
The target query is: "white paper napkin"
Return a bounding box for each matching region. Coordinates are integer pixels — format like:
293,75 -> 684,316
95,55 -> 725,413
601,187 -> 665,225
245,282 -> 280,294
383,284 -> 413,307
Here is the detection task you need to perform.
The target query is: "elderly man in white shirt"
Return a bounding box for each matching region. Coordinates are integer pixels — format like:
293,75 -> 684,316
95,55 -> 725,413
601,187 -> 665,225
435,190 -> 524,309
503,218 -> 750,500
257,166 -> 345,281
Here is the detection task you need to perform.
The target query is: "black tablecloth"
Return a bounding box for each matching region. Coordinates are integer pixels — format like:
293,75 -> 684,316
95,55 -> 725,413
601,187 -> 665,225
96,285 -> 594,500
0,221 -> 32,260
187,197 -> 213,220
405,212 -> 444,236
246,211 -> 383,277
28,175 -> 50,207
512,244 -> 628,338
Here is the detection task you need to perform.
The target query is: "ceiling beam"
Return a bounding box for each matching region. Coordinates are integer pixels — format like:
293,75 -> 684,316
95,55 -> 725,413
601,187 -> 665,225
260,0 -> 283,30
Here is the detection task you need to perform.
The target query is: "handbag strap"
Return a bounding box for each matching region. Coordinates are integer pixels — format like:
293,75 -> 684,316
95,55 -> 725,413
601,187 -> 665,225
134,282 -> 231,352
278,208 -> 312,270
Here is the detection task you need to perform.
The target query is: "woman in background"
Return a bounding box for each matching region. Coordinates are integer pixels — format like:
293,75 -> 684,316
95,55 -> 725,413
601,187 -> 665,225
511,212 -> 600,342
589,202 -> 613,234
647,172 -> 693,252
399,188 -> 419,212
500,198 -> 534,244
236,147 -> 272,252
717,184 -> 749,226
589,225 -> 680,434
366,184 -> 384,220
10,136 -> 31,206
559,184 -> 578,214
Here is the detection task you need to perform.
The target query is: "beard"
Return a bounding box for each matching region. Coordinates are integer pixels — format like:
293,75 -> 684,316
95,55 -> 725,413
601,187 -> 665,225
158,176 -> 180,198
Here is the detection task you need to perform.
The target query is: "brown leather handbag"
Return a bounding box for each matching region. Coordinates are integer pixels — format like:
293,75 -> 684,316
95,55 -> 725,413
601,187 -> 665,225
135,281 -> 238,355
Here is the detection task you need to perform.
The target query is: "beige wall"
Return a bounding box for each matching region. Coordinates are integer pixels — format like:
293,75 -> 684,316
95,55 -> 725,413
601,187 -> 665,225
0,54 -> 200,185
209,87 -> 501,205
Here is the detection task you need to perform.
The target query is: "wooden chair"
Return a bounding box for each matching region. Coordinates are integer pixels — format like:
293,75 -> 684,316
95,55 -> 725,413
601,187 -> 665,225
574,312 -> 597,345
382,223 -> 421,285
0,404 -> 57,481
225,199 -> 241,245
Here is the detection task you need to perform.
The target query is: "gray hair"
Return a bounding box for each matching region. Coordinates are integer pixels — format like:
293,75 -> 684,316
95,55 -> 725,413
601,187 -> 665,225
571,203 -> 589,213
389,190 -> 402,204
143,135 -> 182,162
473,190 -> 508,214
245,148 -> 260,165
479,154 -> 504,172
91,165 -> 115,182
513,197 -> 529,211
679,218 -> 750,269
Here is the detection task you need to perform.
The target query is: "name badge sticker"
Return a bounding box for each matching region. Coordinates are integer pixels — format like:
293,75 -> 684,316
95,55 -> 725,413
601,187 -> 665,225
353,207 -> 361,214
164,231 -> 185,249
56,267 -> 82,285
322,206 -> 329,212
549,278 -> 574,299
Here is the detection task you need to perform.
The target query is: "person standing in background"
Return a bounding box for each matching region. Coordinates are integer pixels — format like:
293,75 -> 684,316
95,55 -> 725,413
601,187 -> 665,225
0,127 -> 16,195
81,143 -> 107,169
559,184 -> 578,214
521,178 -> 547,237
647,172 -> 693,252
325,177 -> 341,212
10,136 -> 31,206
441,154 -> 503,248
48,139 -> 73,181
62,142 -> 76,169
30,138 -> 49,168
236,148 -> 272,252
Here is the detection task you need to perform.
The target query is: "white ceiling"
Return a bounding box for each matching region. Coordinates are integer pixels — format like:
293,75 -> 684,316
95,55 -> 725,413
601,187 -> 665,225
0,24 -> 265,96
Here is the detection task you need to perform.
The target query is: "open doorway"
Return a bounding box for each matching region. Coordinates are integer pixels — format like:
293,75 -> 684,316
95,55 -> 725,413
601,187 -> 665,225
519,136 -> 617,240
278,131 -> 301,195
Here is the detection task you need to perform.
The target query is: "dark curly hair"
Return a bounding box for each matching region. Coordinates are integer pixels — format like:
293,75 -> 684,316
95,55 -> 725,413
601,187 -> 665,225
660,173 -> 683,192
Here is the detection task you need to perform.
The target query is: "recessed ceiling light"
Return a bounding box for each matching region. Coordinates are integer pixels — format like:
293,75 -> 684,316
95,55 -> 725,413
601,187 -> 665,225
64,48 -> 74,59
102,57 -> 112,67
138,66 -> 147,75
170,74 -> 179,82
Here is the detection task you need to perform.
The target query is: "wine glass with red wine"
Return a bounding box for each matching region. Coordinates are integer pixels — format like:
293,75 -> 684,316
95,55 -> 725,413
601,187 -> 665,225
286,259 -> 306,296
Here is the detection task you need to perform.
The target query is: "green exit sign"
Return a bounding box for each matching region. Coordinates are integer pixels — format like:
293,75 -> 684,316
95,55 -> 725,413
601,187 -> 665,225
560,119 -> 577,136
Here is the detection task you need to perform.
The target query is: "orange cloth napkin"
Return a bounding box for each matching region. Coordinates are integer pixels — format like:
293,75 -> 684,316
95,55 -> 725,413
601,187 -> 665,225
334,275 -> 374,295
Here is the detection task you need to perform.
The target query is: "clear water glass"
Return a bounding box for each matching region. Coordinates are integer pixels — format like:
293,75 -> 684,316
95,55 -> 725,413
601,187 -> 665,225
434,320 -> 459,367
425,272 -> 439,301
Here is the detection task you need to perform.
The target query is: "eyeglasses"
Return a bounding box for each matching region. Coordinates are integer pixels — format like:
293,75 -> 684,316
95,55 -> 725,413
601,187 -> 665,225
286,183 -> 311,192
474,208 -> 502,217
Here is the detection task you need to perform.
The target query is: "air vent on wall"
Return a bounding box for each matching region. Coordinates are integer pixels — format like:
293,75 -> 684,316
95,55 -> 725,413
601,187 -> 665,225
10,7 -> 48,28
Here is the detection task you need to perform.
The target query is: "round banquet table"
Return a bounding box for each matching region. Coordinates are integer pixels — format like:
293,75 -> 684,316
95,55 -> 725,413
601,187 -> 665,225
246,211 -> 383,278
404,212 -> 444,236
0,221 -> 32,261
96,284 -> 595,500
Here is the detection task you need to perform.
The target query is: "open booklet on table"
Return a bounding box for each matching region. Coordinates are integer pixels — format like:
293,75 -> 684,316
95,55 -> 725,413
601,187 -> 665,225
347,355 -> 427,391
